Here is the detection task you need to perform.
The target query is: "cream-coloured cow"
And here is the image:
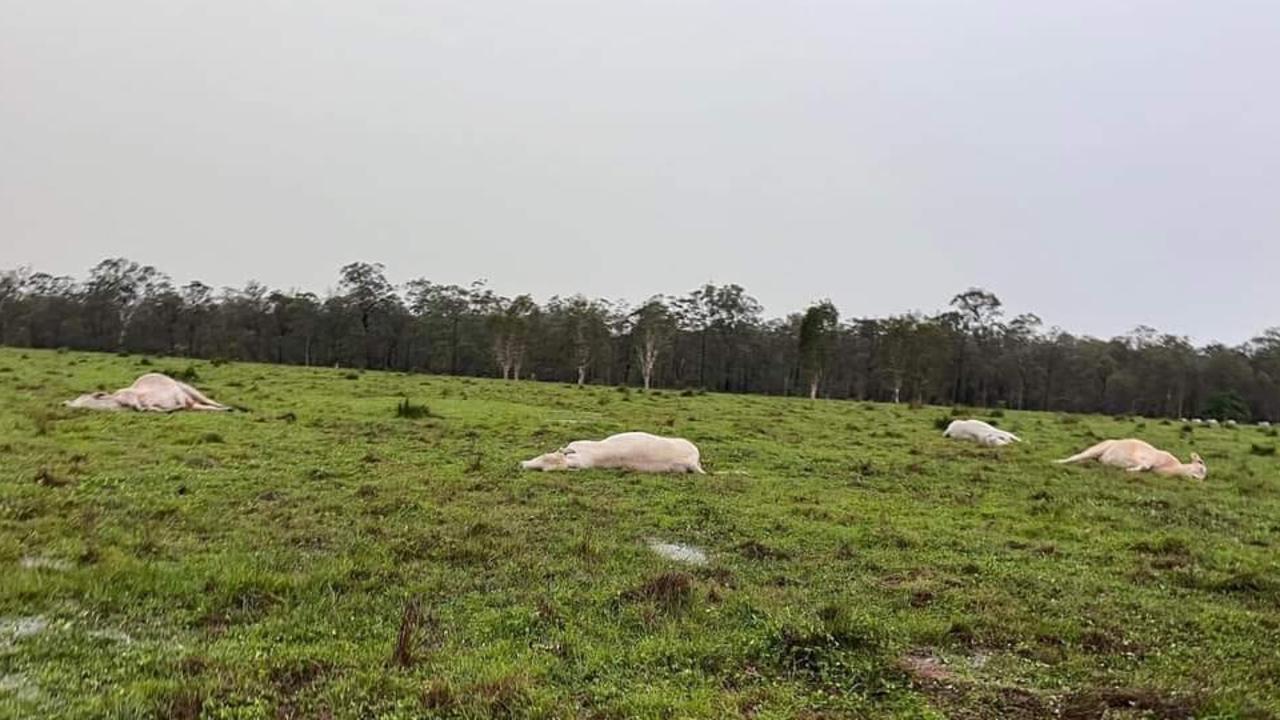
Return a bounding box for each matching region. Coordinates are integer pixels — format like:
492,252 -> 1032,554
1056,438 -> 1205,479
520,432 -> 705,474
942,419 -> 1020,447
65,373 -> 230,412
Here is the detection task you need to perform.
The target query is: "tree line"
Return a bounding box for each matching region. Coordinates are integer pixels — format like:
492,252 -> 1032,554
1,258 -> 1276,421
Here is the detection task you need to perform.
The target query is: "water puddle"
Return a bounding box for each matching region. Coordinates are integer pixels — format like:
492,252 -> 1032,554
647,541 -> 708,566
20,557 -> 72,571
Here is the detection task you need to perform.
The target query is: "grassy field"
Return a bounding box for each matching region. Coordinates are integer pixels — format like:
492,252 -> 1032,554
2,347 -> 1279,719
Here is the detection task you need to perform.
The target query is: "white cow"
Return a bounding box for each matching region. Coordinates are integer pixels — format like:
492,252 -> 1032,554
942,419 -> 1021,447
1056,438 -> 1206,479
520,432 -> 705,474
1207,418 -> 1220,427
1261,421 -> 1273,428
65,373 -> 230,412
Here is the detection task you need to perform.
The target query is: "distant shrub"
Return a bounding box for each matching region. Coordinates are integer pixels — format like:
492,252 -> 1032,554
55,346 -> 70,354
344,372 -> 360,381
985,419 -> 1000,427
933,416 -> 952,431
1250,444 -> 1276,457
1181,423 -> 1194,433
209,357 -> 230,367
989,408 -> 1005,418
1265,428 -> 1279,438
1058,414 -> 1080,425
138,357 -> 152,366
395,398 -> 433,419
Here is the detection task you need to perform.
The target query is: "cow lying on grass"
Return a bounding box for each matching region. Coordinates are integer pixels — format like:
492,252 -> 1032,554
942,419 -> 1021,447
65,373 -> 230,412
1056,439 -> 1206,479
521,432 -> 705,474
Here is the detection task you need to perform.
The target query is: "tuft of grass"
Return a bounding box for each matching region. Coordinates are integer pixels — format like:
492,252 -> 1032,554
389,595 -> 425,668
395,398 -> 434,419
35,467 -> 72,487
164,364 -> 201,382
1250,443 -> 1276,457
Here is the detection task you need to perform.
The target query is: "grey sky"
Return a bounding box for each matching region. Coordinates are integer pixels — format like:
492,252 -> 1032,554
2,1 -> 1276,345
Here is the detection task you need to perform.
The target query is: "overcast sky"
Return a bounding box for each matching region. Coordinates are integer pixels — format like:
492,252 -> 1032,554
1,1 -> 1276,344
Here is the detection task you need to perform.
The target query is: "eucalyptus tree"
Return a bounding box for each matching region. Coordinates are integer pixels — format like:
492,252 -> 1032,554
798,300 -> 839,399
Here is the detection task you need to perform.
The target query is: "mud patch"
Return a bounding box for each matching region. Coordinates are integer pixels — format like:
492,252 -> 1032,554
899,649 -> 955,682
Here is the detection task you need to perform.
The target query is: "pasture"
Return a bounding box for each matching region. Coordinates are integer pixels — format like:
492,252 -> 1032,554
1,347 -> 1278,719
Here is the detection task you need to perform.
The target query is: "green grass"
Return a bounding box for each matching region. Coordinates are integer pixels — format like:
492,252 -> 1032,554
1,347 -> 1278,719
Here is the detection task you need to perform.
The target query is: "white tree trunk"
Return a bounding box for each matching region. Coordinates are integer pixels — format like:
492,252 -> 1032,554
638,340 -> 659,392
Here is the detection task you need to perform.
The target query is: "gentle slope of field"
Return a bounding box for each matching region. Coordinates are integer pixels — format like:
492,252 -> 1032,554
2,347 -> 1278,719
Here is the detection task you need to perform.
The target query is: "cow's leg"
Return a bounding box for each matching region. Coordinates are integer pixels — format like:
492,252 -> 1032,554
189,403 -> 230,412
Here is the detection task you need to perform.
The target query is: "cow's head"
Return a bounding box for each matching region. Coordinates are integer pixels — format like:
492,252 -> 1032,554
1187,453 -> 1207,480
64,392 -> 125,410
520,450 -> 572,471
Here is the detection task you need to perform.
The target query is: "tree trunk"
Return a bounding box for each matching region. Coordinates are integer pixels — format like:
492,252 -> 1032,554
577,365 -> 586,387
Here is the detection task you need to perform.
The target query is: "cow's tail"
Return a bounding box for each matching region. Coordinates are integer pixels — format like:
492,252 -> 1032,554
693,463 -> 706,475
1056,441 -> 1111,465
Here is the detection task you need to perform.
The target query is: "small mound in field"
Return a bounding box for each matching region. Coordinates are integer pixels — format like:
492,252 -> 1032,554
736,540 -> 790,560
623,571 -> 696,611
1058,687 -> 1203,720
34,468 -> 71,487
